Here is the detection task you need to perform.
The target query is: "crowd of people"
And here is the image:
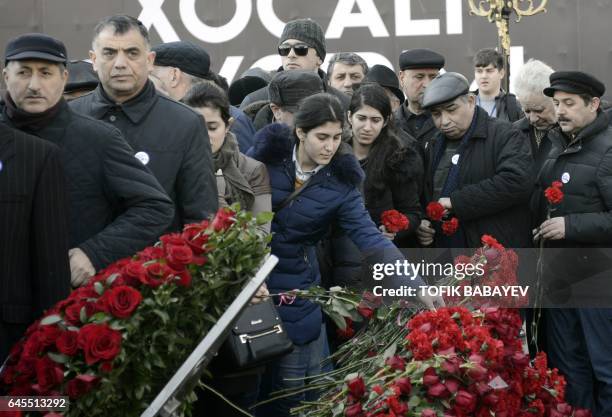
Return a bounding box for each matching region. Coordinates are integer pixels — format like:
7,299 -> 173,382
1,13 -> 611,417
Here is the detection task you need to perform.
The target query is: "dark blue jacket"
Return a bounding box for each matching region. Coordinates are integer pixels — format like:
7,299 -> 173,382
229,105 -> 255,153
251,123 -> 423,345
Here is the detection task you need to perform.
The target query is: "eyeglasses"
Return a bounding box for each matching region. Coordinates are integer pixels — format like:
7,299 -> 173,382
278,44 -> 310,57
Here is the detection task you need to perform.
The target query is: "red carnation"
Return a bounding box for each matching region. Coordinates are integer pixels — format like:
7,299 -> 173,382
56,330 -> 79,356
212,208 -> 236,232
426,201 -> 445,221
481,234 -> 504,251
545,182 -> 564,205
104,285 -> 142,319
441,217 -> 459,236
66,374 -> 100,399
346,376 -> 366,399
387,396 -> 408,414
381,209 -> 410,233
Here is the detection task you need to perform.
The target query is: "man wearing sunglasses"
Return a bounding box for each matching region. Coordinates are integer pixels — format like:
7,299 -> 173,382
239,18 -> 349,113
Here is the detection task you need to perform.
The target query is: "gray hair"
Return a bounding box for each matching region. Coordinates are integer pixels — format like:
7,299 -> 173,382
326,52 -> 368,79
514,59 -> 554,100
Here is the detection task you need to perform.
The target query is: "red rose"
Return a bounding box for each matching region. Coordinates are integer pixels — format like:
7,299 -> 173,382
122,261 -> 147,287
574,410 -> 592,417
212,208 -> 236,232
345,403 -> 363,417
173,269 -> 193,287
336,318 -> 355,340
160,233 -> 188,247
64,301 -> 86,326
421,409 -> 438,417
38,325 -> 61,348
395,377 -> 412,396
66,374 -> 100,399
105,286 -> 142,319
426,202 -> 445,221
165,244 -> 194,270
441,217 -> 459,236
385,355 -> 406,371
22,334 -> 43,360
545,183 -> 564,205
35,356 -> 64,393
138,246 -> 165,261
181,223 -> 210,255
346,376 -> 366,399
56,330 -> 78,356
444,378 -> 460,394
78,323 -> 122,365
441,358 -> 460,375
143,262 -> 173,287
454,390 -> 477,413
381,209 -> 410,233
427,382 -> 450,398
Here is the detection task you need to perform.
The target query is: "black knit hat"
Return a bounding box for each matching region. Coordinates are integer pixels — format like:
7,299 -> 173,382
279,18 -> 326,60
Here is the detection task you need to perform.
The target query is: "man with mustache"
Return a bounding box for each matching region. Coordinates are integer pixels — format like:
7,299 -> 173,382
416,72 -> 533,249
533,71 -> 612,416
1,33 -> 174,287
70,15 -> 218,230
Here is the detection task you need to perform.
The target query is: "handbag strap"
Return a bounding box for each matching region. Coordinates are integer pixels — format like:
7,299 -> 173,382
275,177 -> 312,213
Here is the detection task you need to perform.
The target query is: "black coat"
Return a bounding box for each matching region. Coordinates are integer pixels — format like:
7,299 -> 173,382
514,117 -> 554,174
394,103 -> 438,152
330,140 -> 423,287
533,111 -> 612,247
70,81 -> 218,230
0,122 -> 70,361
423,107 -> 534,248
1,100 -> 175,271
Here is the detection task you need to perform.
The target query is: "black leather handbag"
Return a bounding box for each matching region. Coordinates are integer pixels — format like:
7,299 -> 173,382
221,299 -> 294,368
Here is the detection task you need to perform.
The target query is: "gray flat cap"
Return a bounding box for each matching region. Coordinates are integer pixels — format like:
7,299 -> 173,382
421,72 -> 470,109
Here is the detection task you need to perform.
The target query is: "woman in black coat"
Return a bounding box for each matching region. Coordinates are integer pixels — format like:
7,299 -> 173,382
330,84 -> 423,288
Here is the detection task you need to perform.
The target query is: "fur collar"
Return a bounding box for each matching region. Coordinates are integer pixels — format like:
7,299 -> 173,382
251,123 -> 364,186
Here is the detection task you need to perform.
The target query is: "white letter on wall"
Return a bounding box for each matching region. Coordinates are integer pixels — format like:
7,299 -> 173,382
395,0 -> 440,36
180,0 -> 252,44
137,0 -> 180,42
257,0 -> 286,38
326,0 -> 390,39
446,0 -> 463,35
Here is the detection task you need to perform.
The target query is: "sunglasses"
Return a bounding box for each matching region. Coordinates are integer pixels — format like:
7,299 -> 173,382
278,44 -> 310,56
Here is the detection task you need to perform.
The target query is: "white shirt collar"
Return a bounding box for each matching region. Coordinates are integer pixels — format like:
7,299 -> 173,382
292,145 -> 323,182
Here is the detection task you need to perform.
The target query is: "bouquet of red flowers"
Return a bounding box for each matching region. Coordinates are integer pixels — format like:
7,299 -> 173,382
381,210 -> 410,233
426,201 -> 459,236
0,206 -> 272,417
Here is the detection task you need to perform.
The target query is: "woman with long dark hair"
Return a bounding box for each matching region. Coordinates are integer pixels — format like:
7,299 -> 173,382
250,92 -> 440,416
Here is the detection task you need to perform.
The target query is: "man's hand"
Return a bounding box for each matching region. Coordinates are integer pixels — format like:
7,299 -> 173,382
378,224 -> 396,241
250,283 -> 270,304
533,217 -> 566,242
417,219 -> 436,246
69,248 -> 96,287
438,197 -> 452,216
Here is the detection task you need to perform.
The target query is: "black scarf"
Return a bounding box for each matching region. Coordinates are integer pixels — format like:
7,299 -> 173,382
3,91 -> 64,131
